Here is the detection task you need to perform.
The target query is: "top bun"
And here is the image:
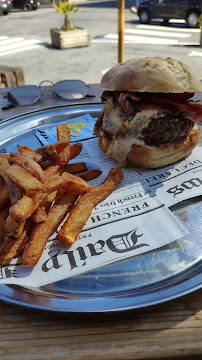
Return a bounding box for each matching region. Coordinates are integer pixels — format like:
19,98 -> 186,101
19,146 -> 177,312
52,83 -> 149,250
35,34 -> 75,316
101,57 -> 202,93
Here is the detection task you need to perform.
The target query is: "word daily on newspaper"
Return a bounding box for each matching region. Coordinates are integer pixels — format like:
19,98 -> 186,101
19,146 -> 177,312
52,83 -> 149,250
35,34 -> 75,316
0,114 -> 198,287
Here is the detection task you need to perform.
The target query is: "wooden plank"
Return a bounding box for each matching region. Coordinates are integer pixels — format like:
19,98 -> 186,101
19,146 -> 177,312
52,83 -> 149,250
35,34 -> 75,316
0,68 -> 16,88
0,291 -> 200,359
0,65 -> 25,87
51,29 -> 90,49
14,68 -> 25,86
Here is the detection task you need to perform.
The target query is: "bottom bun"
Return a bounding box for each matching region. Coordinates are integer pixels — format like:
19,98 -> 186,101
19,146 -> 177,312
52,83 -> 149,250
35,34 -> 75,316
98,124 -> 200,169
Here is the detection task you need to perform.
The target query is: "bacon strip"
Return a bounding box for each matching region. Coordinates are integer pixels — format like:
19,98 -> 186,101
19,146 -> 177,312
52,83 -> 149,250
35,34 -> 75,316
118,92 -> 140,114
138,94 -> 202,122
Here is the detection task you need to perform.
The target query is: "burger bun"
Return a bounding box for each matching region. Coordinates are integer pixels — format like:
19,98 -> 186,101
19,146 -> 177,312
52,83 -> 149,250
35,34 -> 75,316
101,57 -> 202,93
99,124 -> 200,169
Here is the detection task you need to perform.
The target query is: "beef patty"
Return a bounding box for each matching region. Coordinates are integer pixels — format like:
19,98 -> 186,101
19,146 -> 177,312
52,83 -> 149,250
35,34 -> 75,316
141,115 -> 194,147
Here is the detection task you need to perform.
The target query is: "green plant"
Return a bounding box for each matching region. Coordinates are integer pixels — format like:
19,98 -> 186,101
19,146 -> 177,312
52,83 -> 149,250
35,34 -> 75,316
199,14 -> 202,47
198,14 -> 202,29
54,1 -> 79,31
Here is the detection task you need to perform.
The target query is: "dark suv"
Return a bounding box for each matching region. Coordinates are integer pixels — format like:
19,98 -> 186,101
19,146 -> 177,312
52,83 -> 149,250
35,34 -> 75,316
131,0 -> 202,28
11,0 -> 38,10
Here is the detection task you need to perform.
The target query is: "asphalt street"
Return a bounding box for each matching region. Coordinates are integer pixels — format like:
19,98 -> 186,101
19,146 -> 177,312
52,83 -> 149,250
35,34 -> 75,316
0,1 -> 202,86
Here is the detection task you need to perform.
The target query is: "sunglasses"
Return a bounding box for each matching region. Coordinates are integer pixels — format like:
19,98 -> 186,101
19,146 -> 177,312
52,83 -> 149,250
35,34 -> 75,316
2,80 -> 94,110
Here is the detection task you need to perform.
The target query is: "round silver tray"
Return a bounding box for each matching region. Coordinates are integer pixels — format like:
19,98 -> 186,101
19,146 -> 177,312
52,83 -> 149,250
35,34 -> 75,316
0,103 -> 201,313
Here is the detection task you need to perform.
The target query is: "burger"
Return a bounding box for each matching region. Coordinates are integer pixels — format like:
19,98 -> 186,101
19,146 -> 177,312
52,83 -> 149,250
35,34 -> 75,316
93,57 -> 202,168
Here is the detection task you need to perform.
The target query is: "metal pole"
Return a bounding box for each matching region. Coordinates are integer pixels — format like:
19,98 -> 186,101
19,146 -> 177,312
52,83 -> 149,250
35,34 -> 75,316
118,0 -> 125,63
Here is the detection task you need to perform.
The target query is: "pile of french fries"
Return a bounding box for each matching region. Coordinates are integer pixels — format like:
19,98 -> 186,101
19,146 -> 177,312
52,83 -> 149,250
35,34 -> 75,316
0,124 -> 123,267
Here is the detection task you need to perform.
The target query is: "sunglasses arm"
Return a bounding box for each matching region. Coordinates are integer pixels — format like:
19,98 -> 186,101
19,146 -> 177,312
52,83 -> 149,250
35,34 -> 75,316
2,103 -> 15,111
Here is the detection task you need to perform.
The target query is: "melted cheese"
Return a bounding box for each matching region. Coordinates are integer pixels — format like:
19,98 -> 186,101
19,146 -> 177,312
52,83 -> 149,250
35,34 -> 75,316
125,108 -> 160,138
101,97 -> 125,136
101,102 -> 167,166
104,136 -> 145,166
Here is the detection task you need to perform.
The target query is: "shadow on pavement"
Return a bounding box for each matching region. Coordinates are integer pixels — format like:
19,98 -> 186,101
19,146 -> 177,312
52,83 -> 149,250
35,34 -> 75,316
126,19 -> 196,29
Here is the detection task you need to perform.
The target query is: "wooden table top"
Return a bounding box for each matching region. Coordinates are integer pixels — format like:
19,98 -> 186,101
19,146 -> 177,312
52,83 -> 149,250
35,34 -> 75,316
0,85 -> 201,360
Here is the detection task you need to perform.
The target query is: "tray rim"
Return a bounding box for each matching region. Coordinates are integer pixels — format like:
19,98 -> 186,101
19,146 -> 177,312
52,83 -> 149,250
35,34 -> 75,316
0,103 -> 201,313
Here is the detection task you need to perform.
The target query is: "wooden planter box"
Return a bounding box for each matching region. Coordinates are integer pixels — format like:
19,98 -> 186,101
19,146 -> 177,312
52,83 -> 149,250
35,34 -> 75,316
50,28 -> 90,49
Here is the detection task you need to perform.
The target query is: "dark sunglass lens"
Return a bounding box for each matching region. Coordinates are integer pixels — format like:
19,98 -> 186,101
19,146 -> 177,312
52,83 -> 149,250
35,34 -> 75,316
7,85 -> 41,106
54,80 -> 88,100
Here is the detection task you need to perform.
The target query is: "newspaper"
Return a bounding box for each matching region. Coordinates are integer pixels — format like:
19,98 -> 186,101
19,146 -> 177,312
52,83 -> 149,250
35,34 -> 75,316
0,115 -> 193,287
0,180 -> 187,287
35,115 -> 202,207
134,145 -> 202,207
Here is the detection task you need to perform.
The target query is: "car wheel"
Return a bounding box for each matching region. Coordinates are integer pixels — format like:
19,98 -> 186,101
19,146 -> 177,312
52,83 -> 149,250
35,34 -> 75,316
2,11 -> 8,15
186,12 -> 199,28
162,19 -> 169,25
139,9 -> 151,24
24,3 -> 32,10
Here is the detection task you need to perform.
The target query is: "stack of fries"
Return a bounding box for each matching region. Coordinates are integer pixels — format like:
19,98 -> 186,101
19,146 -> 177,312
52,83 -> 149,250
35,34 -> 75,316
0,124 -> 123,267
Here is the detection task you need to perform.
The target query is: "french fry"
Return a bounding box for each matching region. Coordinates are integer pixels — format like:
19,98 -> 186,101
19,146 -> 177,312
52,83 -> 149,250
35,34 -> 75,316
3,217 -> 25,240
32,191 -> 58,223
32,205 -> 47,223
0,231 -> 27,265
40,160 -> 52,169
0,158 -> 9,176
36,142 -> 70,161
43,152 -> 71,177
0,219 -> 32,264
43,163 -> 62,177
54,141 -> 71,155
44,144 -> 71,173
70,143 -> 82,159
44,172 -> 90,194
43,190 -> 58,211
9,192 -> 47,224
5,164 -> 44,194
21,191 -> 78,266
0,206 -> 10,245
0,184 -> 10,213
64,162 -> 87,174
58,168 -> 123,246
77,169 -> 102,181
53,145 -> 70,165
35,143 -> 57,160
5,177 -> 24,205
61,172 -> 90,193
10,153 -> 44,182
0,176 -> 5,191
43,143 -> 83,177
57,124 -> 71,143
0,158 -> 12,192
15,229 -> 32,257
0,121 -> 124,267
44,173 -> 63,193
17,145 -> 42,163
0,153 -> 10,159
15,233 -> 30,258
0,158 -> 24,204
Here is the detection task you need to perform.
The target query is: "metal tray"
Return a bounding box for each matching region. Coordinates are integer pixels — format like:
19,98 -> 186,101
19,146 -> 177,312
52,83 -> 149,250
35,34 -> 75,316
0,104 -> 201,313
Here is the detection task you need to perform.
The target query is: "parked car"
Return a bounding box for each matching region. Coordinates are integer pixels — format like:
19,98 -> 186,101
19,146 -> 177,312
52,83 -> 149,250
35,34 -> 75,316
131,0 -> 202,28
0,0 -> 13,15
11,0 -> 39,11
